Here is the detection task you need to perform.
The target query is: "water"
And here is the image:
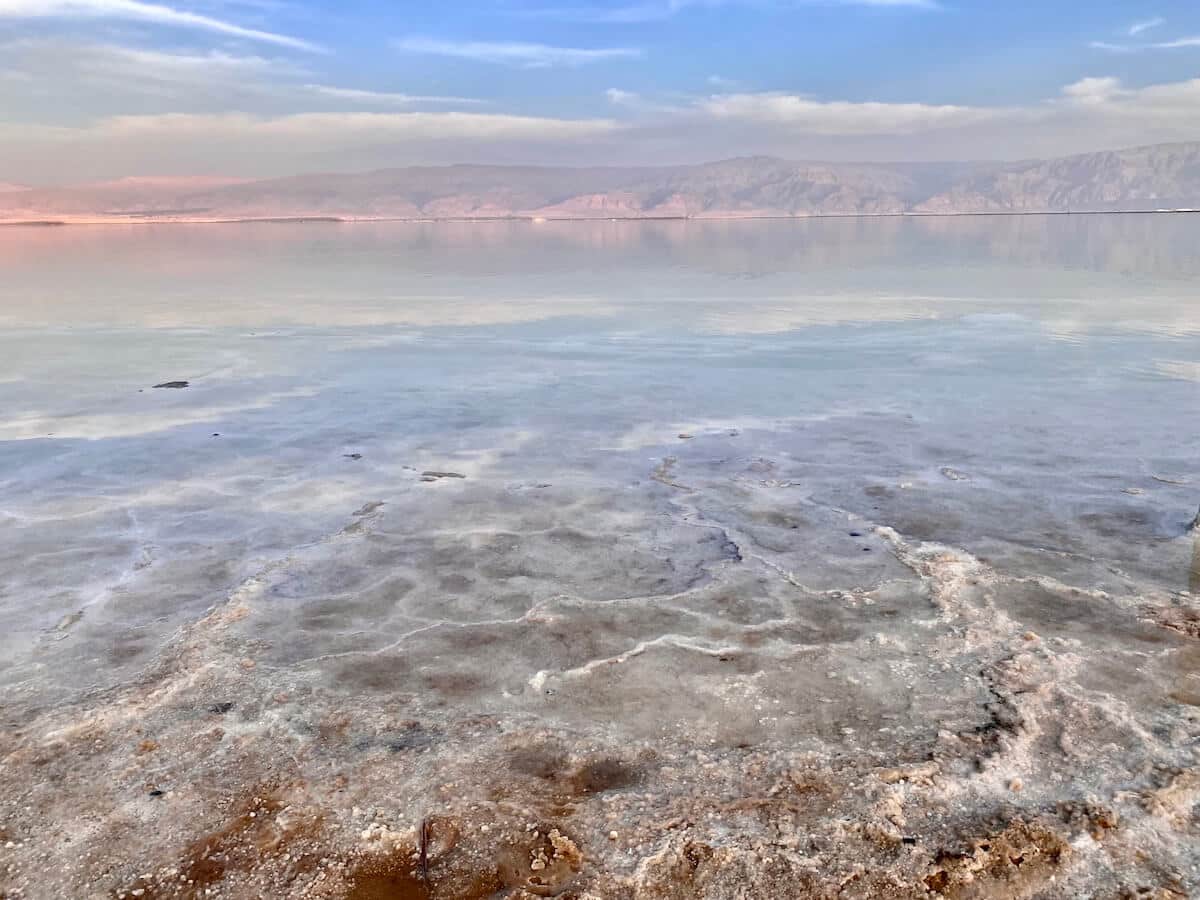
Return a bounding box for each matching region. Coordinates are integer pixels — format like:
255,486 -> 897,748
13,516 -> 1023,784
0,215 -> 1197,899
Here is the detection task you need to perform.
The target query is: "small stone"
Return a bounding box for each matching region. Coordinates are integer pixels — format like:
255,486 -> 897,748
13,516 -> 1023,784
608,831 -> 619,841
530,859 -> 546,872
1009,778 -> 1024,792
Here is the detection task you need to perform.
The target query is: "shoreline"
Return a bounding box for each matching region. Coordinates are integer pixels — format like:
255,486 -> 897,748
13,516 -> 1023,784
1,208 -> 1198,228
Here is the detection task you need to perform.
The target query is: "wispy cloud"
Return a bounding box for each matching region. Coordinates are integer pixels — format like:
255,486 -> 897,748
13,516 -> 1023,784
1091,31 -> 1200,53
0,37 -> 304,104
699,91 -> 999,134
6,73 -> 1200,180
0,0 -> 321,52
394,36 -> 642,68
0,109 -> 621,180
1090,40 -> 1136,53
522,0 -> 937,24
605,87 -> 640,105
603,86 -> 684,113
0,36 -> 494,118
1153,36 -> 1200,49
1128,16 -> 1164,36
304,85 -> 486,107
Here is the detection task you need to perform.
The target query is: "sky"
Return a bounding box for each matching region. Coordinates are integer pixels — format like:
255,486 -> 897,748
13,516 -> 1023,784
2,0 -> 1200,182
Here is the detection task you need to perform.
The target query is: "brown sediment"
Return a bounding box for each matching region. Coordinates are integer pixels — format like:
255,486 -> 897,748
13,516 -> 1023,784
344,819 -> 582,900
921,819 -> 1070,899
345,858 -> 504,900
178,792 -> 289,890
1143,601 -> 1200,640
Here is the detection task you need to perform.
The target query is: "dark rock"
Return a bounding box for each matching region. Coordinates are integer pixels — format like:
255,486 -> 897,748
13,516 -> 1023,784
152,381 -> 189,389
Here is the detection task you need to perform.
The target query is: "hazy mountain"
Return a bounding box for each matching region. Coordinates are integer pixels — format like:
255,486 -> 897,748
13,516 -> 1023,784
915,143 -> 1200,213
2,143 -> 1198,223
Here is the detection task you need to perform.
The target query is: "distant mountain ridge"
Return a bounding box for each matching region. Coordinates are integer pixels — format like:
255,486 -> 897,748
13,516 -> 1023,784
3,143 -> 1200,223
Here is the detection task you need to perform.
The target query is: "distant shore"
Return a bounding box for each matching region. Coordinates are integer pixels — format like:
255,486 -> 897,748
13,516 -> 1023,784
1,208 -> 1198,228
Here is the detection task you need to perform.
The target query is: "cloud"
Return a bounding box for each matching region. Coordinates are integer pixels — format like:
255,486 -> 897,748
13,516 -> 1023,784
0,37 -> 312,115
0,110 -> 621,180
0,37 -> 307,108
394,36 -> 642,68
0,38 -> 495,119
5,70 -> 1200,181
604,86 -> 684,114
1090,22 -> 1199,54
605,88 -> 640,106
79,110 -> 617,141
698,91 -> 1002,135
1128,16 -> 1164,36
688,76 -> 1200,150
521,0 -> 937,24
1057,75 -> 1200,119
1060,76 -> 1129,105
1090,41 -> 1136,53
0,0 -> 320,52
1153,36 -> 1200,49
303,85 -> 485,107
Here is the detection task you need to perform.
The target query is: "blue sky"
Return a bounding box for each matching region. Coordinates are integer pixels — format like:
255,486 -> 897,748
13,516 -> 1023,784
1,0 -> 1199,181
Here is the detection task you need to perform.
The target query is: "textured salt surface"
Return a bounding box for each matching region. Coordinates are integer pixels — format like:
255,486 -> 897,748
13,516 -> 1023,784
0,217 -> 1197,899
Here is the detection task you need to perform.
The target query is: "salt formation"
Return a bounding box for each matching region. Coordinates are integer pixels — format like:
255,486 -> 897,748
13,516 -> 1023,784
0,218 -> 1197,898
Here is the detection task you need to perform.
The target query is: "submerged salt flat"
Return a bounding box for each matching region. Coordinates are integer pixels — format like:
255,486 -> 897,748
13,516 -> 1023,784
0,216 -> 1197,899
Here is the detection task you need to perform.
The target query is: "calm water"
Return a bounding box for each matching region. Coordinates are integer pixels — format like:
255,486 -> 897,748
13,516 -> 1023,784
0,215 -> 1197,700
1,215 -> 1199,898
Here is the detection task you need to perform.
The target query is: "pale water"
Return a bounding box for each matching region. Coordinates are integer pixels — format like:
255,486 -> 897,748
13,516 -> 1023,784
0,216 -> 1197,898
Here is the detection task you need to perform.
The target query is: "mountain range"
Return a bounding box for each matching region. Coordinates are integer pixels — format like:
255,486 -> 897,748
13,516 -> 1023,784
3,142 -> 1200,224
